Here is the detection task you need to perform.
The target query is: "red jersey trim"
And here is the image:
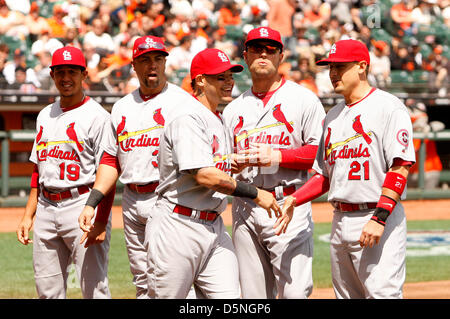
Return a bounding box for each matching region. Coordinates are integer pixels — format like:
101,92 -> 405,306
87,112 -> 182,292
347,87 -> 376,108
139,90 -> 160,101
61,96 -> 90,112
252,77 -> 286,107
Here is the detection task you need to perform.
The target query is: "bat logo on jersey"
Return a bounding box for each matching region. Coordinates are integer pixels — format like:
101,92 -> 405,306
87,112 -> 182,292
233,116 -> 244,148
352,115 -> 372,144
272,104 -> 294,133
66,122 -> 84,152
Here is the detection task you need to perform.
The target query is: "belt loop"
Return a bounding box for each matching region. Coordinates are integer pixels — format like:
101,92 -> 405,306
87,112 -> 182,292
274,185 -> 284,200
70,187 -> 80,199
360,203 -> 368,210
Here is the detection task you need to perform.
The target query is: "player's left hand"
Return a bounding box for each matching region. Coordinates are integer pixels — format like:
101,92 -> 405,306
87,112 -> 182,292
80,221 -> 107,248
273,195 -> 296,236
237,143 -> 281,167
78,206 -> 95,233
359,219 -> 385,248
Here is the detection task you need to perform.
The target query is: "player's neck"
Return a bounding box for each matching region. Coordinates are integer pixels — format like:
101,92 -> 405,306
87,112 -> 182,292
196,93 -> 218,113
344,82 -> 373,105
251,75 -> 283,94
60,91 -> 85,109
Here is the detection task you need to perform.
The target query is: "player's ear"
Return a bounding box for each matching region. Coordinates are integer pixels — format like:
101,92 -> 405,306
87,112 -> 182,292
195,74 -> 205,89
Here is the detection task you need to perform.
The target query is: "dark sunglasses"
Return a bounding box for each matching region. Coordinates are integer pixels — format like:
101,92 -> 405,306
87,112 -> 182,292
247,43 -> 281,55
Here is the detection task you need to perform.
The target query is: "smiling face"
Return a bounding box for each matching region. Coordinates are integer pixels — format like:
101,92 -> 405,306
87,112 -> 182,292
132,51 -> 167,95
50,65 -> 87,98
202,70 -> 235,105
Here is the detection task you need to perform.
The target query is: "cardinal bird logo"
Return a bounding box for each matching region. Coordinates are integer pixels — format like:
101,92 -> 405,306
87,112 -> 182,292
324,127 -> 332,160
212,135 -> 219,154
117,116 -> 126,136
272,104 -> 294,133
233,116 -> 244,136
36,125 -> 43,144
352,115 -> 372,144
66,122 -> 84,152
153,108 -> 165,126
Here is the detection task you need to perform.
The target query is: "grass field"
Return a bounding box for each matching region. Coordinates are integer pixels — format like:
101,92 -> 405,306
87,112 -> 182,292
1,220 -> 449,298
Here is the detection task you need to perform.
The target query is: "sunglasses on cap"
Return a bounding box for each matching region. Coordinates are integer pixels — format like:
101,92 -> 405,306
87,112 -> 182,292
137,41 -> 165,51
247,43 -> 281,55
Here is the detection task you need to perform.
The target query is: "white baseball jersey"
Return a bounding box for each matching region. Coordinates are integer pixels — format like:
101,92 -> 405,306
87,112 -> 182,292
30,97 -> 111,189
156,100 -> 232,213
313,88 -> 416,203
223,79 -> 325,298
30,97 -> 111,299
100,83 -> 196,298
102,83 -> 193,185
223,80 -> 325,188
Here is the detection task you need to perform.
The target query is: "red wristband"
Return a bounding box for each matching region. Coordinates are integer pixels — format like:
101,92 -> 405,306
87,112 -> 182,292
383,171 -> 407,196
376,194 -> 397,214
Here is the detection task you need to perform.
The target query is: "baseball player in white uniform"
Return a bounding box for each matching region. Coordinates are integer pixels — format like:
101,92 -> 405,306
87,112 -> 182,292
78,36 -> 193,298
276,39 -> 416,299
145,48 -> 281,299
222,27 -> 325,299
16,46 -> 113,299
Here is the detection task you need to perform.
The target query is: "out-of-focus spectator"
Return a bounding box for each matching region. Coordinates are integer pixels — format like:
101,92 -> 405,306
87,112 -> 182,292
390,0 -> 416,36
61,27 -> 82,49
24,1 -> 50,43
422,44 -> 449,94
406,100 -> 444,189
3,48 -> 39,87
240,0 -> 269,25
369,40 -> 391,87
211,26 -> 236,59
166,35 -> 193,76
103,40 -> 132,81
4,0 -> 29,15
410,37 -> 423,68
31,31 -> 64,56
83,17 -> 115,55
390,43 -> 418,71
10,65 -> 38,92
217,1 -> 241,28
84,42 -> 101,72
411,0 -> 436,26
302,0 -> 331,28
33,50 -> 53,91
0,43 -> 8,88
267,0 -> 296,52
0,0 -> 28,39
46,4 -> 68,38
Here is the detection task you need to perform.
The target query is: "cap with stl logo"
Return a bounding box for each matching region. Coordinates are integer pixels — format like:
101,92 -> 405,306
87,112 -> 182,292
316,39 -> 370,65
190,48 -> 243,79
132,36 -> 168,60
244,26 -> 283,49
50,46 -> 86,69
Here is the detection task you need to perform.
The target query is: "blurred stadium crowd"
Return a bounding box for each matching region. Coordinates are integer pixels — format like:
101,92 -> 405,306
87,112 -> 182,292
0,0 -> 448,97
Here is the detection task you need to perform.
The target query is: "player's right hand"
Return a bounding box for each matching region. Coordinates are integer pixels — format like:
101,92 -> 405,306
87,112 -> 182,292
80,221 -> 107,248
253,189 -> 282,218
273,196 -> 296,236
17,217 -> 33,245
78,206 -> 95,233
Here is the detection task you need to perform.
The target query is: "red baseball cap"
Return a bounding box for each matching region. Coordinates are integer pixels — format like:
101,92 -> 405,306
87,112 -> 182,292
245,26 -> 283,49
316,39 -> 370,66
132,36 -> 168,60
50,46 -> 86,69
190,48 -> 243,80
